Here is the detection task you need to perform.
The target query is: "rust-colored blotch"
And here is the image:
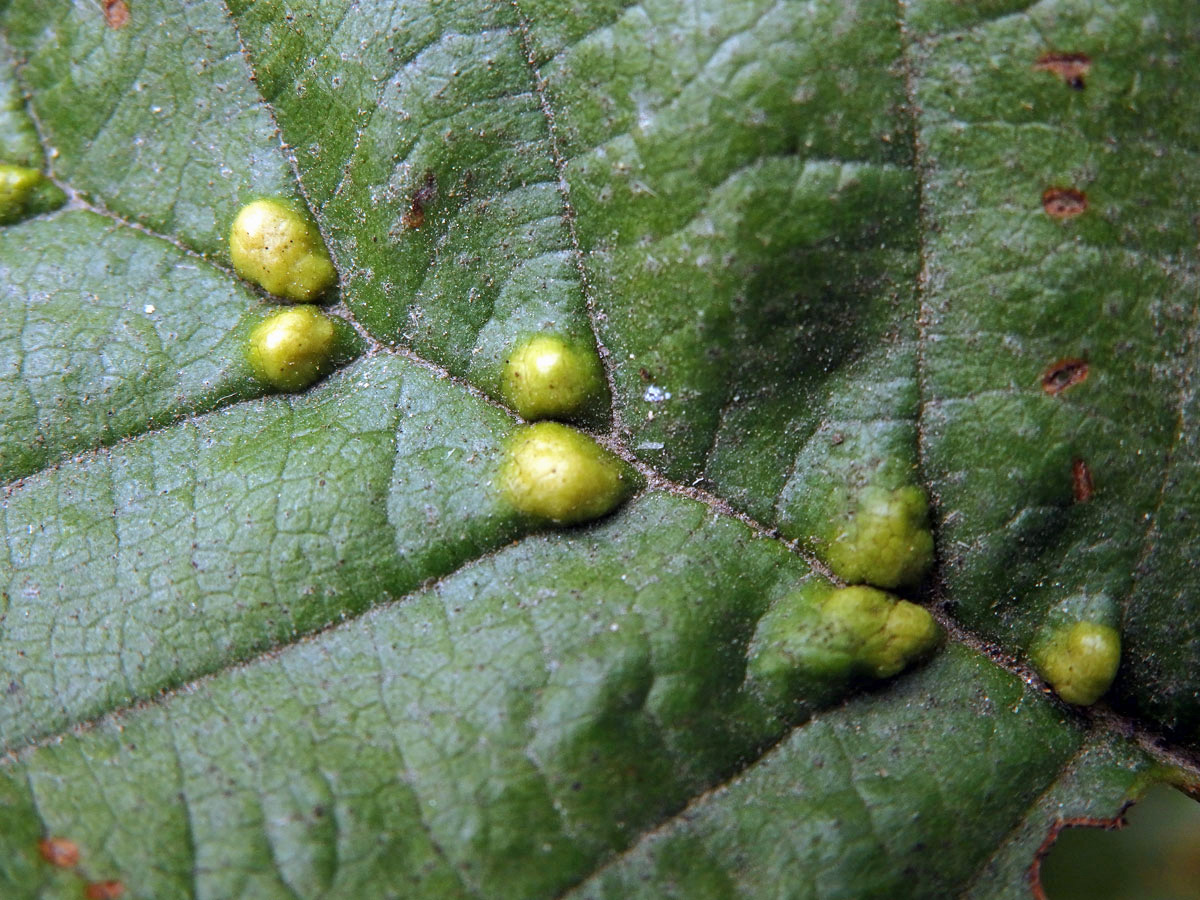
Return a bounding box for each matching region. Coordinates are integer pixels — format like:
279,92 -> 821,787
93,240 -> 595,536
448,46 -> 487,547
401,170 -> 438,230
38,836 -> 80,868
1034,52 -> 1092,89
1042,187 -> 1088,219
85,881 -> 126,900
1072,458 -> 1094,503
103,0 -> 130,28
1041,358 -> 1089,395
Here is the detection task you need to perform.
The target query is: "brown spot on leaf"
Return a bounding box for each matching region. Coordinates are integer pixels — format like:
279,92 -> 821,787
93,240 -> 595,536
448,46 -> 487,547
38,837 -> 80,868
1029,810 -> 1129,900
85,882 -> 125,900
1041,358 -> 1089,395
401,171 -> 438,230
1072,458 -> 1094,502
1042,187 -> 1088,219
103,0 -> 130,29
1034,52 -> 1092,90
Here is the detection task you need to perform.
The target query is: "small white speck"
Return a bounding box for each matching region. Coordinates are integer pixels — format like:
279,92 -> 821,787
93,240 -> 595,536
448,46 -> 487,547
643,385 -> 671,403
143,304 -> 156,314
609,623 -> 619,632
636,441 -> 665,451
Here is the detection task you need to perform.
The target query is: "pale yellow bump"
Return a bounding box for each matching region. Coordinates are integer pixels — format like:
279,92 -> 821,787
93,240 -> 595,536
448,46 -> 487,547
499,422 -> 634,525
824,484 -> 934,589
821,586 -> 941,678
1032,621 -> 1121,706
500,334 -> 605,421
230,198 -> 336,301
245,305 -> 337,391
0,164 -> 65,224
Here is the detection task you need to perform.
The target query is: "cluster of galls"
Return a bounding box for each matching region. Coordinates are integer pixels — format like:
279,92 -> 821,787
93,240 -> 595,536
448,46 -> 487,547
495,329 -> 631,526
229,198 -> 1117,709
230,198 -> 346,391
229,198 -> 632,527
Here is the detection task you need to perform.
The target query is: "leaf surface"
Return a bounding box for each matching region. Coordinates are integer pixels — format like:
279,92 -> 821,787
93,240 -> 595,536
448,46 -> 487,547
1,0 -> 1198,897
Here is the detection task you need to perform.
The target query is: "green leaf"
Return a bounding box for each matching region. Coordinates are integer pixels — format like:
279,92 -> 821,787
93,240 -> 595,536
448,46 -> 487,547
1,0 -> 1198,898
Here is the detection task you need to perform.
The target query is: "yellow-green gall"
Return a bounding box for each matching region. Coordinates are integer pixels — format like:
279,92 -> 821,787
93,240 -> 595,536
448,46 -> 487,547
499,422 -> 635,525
229,198 -> 336,301
245,305 -> 338,391
500,334 -> 606,421
823,484 -> 935,589
820,586 -> 941,678
0,164 -> 65,224
747,583 -> 941,708
1032,621 -> 1121,706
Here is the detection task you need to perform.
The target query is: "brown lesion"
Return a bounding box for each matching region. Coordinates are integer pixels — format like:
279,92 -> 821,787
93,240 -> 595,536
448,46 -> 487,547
1041,358 -> 1089,395
1072,458 -> 1094,503
401,170 -> 439,230
1042,187 -> 1088,219
1028,809 -> 1130,900
37,836 -> 80,868
85,881 -> 126,900
1034,52 -> 1092,90
35,835 -> 125,896
102,0 -> 130,29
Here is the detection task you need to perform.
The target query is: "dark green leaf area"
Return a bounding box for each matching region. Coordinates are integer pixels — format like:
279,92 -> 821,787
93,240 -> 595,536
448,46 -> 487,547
3,0 -> 296,257
902,0 -> 1042,36
0,354 -> 543,750
0,492 -> 895,900
0,211 -> 326,482
539,0 -> 918,487
595,163 -> 919,489
569,646 -> 1155,900
910,0 -> 1200,727
1116,370 -> 1200,736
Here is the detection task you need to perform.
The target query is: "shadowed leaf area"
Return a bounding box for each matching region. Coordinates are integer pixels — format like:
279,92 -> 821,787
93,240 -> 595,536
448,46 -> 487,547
1,0 -> 1198,897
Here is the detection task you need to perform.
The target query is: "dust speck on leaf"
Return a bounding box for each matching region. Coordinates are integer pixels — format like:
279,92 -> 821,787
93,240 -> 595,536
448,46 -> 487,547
1042,187 -> 1088,219
1041,358 -> 1089,395
85,881 -> 125,900
402,171 -> 438,229
103,0 -> 130,29
1034,52 -> 1092,89
37,836 -> 79,867
1072,458 -> 1094,502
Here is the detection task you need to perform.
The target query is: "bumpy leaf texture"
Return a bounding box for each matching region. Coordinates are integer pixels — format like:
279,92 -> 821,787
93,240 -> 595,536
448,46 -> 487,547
1,1 -> 1198,897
